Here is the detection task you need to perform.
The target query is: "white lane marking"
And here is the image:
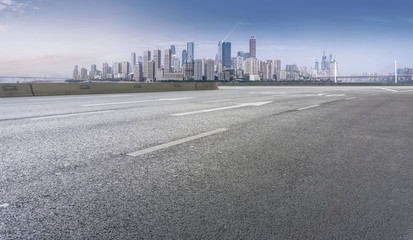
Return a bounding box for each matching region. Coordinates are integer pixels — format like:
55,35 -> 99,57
375,87 -> 399,92
326,94 -> 346,97
297,105 -> 319,111
203,98 -> 236,103
127,128 -> 229,157
0,203 -> 10,208
345,97 -> 357,100
171,101 -> 273,116
399,90 -> 413,93
30,110 -> 113,120
82,97 -> 192,107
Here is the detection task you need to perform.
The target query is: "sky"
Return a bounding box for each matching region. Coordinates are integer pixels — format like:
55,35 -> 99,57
1,0 -> 413,77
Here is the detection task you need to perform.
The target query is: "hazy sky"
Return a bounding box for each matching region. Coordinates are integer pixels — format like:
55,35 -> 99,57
1,0 -> 413,77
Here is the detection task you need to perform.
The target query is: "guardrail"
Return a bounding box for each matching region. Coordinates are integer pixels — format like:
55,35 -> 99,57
0,82 -> 218,97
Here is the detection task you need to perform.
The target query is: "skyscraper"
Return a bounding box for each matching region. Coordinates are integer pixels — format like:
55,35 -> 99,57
122,61 -> 130,79
182,50 -> 187,66
131,52 -> 136,67
90,64 -> 97,78
133,62 -> 143,82
222,42 -> 232,68
153,49 -> 161,69
143,50 -> 151,79
102,62 -> 109,79
249,36 -> 256,58
171,45 -> 176,55
194,59 -> 203,80
205,59 -> 215,81
164,48 -> 172,74
187,42 -> 194,62
72,65 -> 79,80
218,41 -> 222,64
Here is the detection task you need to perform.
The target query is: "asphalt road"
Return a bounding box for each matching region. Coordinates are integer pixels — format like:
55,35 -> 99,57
1,86 -> 413,239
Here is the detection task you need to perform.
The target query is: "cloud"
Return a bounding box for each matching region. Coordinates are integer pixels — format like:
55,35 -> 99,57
0,0 -> 27,12
0,55 -> 94,65
0,24 -> 6,31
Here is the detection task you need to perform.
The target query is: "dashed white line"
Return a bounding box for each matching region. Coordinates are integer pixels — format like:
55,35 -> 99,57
345,97 -> 357,100
203,98 -> 236,103
127,128 -> 229,157
0,203 -> 10,208
30,110 -> 113,120
375,87 -> 399,92
82,97 -> 191,107
297,105 -> 319,111
171,101 -> 273,116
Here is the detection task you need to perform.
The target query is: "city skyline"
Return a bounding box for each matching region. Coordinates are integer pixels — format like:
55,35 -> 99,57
1,0 -> 413,77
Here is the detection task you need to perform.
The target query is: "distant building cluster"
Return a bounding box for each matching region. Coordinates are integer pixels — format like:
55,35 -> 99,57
72,36 -> 338,82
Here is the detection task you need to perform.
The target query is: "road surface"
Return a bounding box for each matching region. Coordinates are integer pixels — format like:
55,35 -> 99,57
1,86 -> 413,239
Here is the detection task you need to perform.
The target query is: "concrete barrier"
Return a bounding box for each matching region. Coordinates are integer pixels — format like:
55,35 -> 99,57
0,82 -> 217,97
0,83 -> 33,97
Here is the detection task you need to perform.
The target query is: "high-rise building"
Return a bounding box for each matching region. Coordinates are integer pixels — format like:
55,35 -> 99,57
133,62 -> 143,81
113,62 -> 122,79
137,56 -> 143,63
164,48 -> 172,74
194,59 -> 203,80
218,41 -> 222,64
205,59 -> 215,81
187,42 -> 194,62
315,59 -> 319,74
153,49 -> 161,69
249,36 -> 256,58
233,56 -> 243,69
90,64 -> 97,78
274,60 -> 281,80
173,57 -> 181,72
131,53 -> 136,68
73,65 -> 79,80
122,61 -> 130,79
143,50 -> 151,79
171,45 -> 176,55
182,50 -> 187,66
222,42 -> 232,68
80,67 -> 88,80
102,63 -> 109,79
147,60 -> 155,81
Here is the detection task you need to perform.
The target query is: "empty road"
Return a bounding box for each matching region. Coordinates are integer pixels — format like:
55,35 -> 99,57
1,86 -> 413,239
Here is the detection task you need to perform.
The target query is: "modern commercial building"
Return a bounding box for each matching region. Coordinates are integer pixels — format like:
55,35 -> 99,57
182,50 -> 187,66
171,45 -> 176,55
80,67 -> 88,80
131,52 -> 136,68
153,49 -> 161,70
205,59 -> 215,80
122,61 -> 130,79
133,63 -> 143,81
249,36 -> 256,58
222,42 -> 232,68
102,63 -> 109,79
194,59 -> 203,80
147,60 -> 155,81
164,48 -> 172,74
187,42 -> 194,62
218,41 -> 222,64
143,50 -> 151,79
72,65 -> 79,80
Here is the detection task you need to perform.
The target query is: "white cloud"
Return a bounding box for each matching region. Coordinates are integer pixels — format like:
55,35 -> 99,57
0,24 -> 6,31
0,0 -> 26,12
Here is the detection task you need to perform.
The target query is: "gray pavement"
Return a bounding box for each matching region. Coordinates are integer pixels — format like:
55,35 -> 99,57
1,86 -> 413,239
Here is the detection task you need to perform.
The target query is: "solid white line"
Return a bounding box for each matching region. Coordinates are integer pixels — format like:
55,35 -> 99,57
82,97 -> 191,107
399,90 -> 413,93
297,105 -> 319,111
375,87 -> 399,92
345,97 -> 357,100
127,128 -> 229,157
30,110 -> 113,120
171,101 -> 272,116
